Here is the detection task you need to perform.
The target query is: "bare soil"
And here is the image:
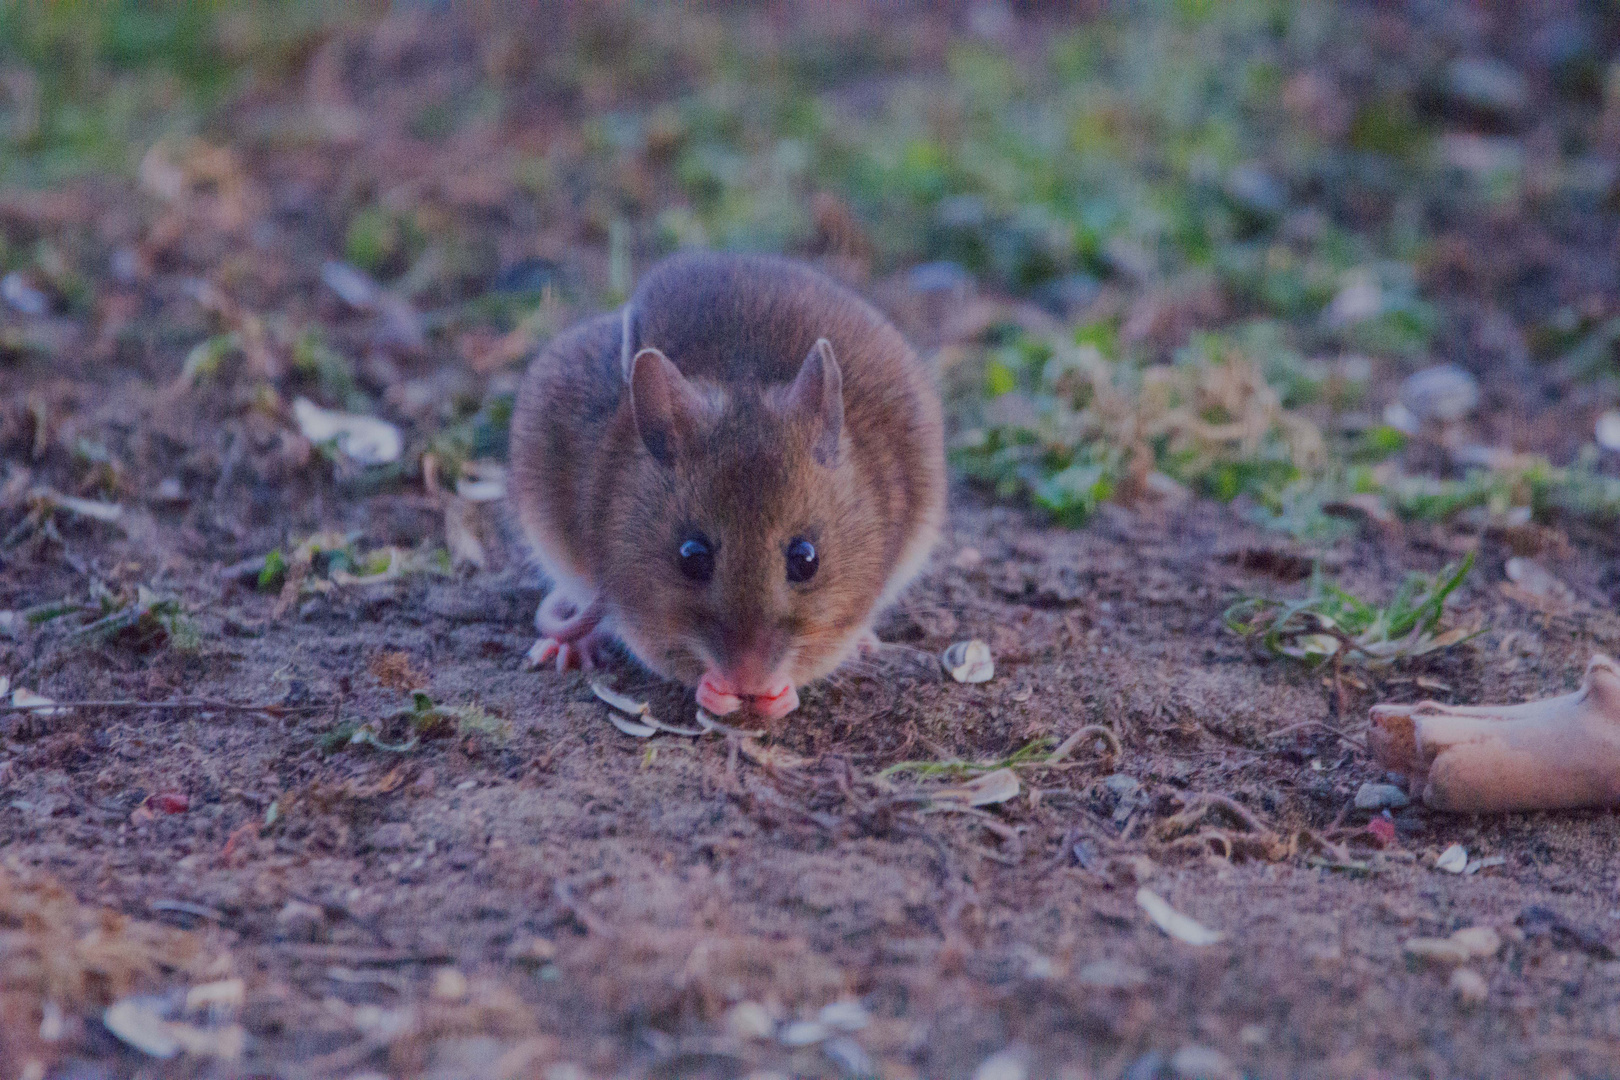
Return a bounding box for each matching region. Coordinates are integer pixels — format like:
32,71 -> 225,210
3,5 -> 1620,1079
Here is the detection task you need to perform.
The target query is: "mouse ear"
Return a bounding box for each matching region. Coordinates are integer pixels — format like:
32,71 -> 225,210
787,338 -> 844,467
629,347 -> 703,466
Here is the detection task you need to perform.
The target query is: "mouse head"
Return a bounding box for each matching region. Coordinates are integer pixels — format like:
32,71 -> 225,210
599,339 -> 886,720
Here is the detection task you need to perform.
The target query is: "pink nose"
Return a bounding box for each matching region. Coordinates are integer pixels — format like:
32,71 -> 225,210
697,673 -> 800,720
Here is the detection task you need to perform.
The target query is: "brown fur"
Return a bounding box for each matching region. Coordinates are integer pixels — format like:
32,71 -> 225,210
508,251 -> 946,692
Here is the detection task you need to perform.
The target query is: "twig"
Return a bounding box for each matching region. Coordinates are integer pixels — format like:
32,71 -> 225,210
0,697 -> 331,716
1048,724 -> 1122,763
1263,719 -> 1365,749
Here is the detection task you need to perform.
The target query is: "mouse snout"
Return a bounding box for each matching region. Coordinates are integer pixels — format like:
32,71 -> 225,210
695,620 -> 798,719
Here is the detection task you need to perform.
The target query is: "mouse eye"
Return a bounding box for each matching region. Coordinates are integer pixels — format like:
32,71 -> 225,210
678,536 -> 714,583
785,537 -> 818,583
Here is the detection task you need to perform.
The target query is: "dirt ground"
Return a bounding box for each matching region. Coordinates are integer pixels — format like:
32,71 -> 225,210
3,3 -> 1620,1079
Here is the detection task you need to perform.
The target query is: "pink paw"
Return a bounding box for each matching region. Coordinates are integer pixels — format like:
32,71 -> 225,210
523,628 -> 616,672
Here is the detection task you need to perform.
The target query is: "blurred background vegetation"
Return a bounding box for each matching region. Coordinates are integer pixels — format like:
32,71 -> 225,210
1,0 -> 1617,540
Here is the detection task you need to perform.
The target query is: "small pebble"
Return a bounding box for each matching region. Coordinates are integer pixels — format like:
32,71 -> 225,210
1596,410 -> 1620,452
1355,782 -> 1411,810
725,1001 -> 775,1041
818,999 -> 870,1032
972,1050 -> 1028,1080
430,967 -> 468,1001
1400,365 -> 1480,424
1450,967 -> 1490,1005
1,271 -> 49,317
1445,58 -> 1528,118
1170,1045 -> 1238,1080
779,1020 -> 828,1047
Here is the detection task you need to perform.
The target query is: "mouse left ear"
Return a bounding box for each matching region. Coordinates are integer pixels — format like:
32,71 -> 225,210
787,338 -> 844,467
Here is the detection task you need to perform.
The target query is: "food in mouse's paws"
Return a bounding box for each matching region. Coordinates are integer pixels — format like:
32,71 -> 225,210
508,253 -> 945,720
1369,654 -> 1620,812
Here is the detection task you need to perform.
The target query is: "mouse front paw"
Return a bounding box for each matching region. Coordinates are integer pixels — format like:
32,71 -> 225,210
523,627 -> 617,673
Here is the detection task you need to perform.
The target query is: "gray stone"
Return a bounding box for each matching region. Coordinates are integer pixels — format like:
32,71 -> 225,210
1399,364 -> 1480,424
1355,782 -> 1411,810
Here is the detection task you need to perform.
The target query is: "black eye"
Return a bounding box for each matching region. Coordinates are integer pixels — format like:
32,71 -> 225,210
785,537 -> 818,583
678,536 -> 714,583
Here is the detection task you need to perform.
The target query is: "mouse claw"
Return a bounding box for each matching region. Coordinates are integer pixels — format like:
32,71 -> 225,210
526,629 -> 617,673
523,637 -> 560,670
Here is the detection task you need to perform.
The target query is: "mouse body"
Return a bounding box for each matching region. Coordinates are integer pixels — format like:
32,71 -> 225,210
508,251 -> 945,720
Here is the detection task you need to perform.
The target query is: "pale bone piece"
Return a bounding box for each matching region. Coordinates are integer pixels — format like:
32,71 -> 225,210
1369,654 -> 1620,813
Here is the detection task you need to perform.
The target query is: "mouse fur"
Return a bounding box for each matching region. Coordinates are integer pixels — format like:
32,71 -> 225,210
508,251 -> 945,719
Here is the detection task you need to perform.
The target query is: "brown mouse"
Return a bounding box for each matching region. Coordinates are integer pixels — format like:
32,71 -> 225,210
508,251 -> 945,720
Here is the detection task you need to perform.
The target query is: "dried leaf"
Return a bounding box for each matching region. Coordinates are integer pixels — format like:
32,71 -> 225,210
1136,887 -> 1226,945
932,768 -> 1020,808
943,639 -> 994,683
291,397 -> 403,466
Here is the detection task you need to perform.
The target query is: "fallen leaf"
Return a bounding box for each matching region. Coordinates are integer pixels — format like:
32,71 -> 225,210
291,397 -> 403,466
943,639 -> 994,683
932,768 -> 1021,808
1136,887 -> 1226,945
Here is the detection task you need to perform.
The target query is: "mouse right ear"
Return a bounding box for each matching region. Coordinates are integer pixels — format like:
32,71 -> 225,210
629,347 -> 702,466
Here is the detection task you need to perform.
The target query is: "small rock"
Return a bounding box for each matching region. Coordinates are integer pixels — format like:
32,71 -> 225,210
430,967 -> 468,1001
504,935 -> 557,965
908,260 -> 976,298
1596,411 -> 1620,452
972,1049 -> 1028,1080
952,546 -> 984,571
1404,926 -> 1500,965
779,1020 -> 828,1047
372,822 -> 417,851
1,272 -> 49,317
1446,58 -> 1529,120
1325,271 -> 1382,327
1450,966 -> 1489,1005
818,999 -> 870,1032
1224,163 -> 1287,218
1170,1044 -> 1238,1080
724,1001 -> 775,1041
1355,782 -> 1410,810
274,900 -> 326,942
1075,959 -> 1148,990
1450,926 -> 1502,958
1400,365 -> 1480,424
1238,1023 -> 1267,1047
822,1036 -> 875,1077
